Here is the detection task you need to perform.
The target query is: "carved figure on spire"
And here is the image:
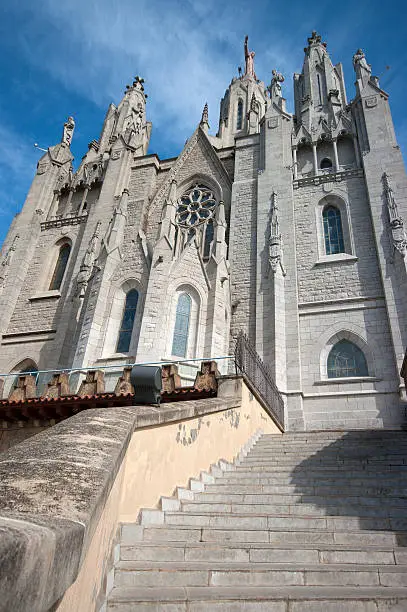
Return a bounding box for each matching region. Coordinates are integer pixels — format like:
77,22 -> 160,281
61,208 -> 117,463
268,69 -> 285,98
244,36 -> 257,80
353,49 -> 371,73
62,116 -> 75,146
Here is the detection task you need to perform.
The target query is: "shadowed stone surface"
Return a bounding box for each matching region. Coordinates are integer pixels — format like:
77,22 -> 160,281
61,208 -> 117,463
0,395 -> 239,612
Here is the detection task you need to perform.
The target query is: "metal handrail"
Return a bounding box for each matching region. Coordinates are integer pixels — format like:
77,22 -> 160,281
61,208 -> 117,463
234,331 -> 285,430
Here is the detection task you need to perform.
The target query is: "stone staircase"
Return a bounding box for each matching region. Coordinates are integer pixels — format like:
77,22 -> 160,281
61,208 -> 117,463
107,430 -> 407,611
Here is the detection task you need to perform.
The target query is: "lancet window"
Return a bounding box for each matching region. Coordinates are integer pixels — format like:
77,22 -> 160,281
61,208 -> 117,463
116,289 -> 139,353
171,293 -> 192,358
323,206 -> 344,255
237,99 -> 244,130
49,243 -> 71,290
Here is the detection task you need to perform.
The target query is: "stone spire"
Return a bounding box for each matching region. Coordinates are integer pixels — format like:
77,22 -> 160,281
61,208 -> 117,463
200,102 -> 209,132
98,76 -> 152,155
293,31 -> 347,137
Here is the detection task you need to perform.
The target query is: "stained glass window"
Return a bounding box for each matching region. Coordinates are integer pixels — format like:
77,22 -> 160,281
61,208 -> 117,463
237,99 -> 243,130
327,340 -> 368,378
323,206 -> 345,255
176,185 -> 217,228
49,243 -> 71,290
116,289 -> 138,353
171,293 -> 192,358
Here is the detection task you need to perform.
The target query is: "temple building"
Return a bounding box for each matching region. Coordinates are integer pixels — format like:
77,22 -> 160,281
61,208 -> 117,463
1,31 -> 407,431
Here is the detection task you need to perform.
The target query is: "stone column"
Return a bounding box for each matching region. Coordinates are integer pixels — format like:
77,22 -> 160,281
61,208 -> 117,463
78,186 -> 89,216
353,135 -> 361,168
332,139 -> 340,172
312,143 -> 318,175
47,191 -> 60,220
292,148 -> 298,179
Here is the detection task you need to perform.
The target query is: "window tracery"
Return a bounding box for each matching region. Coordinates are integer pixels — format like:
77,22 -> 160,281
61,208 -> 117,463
175,184 -> 217,259
176,185 -> 217,228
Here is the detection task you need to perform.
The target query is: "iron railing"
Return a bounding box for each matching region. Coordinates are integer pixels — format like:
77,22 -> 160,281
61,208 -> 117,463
235,331 -> 285,430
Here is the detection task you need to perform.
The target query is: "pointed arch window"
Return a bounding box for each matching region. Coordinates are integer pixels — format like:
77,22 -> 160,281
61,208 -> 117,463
203,218 -> 214,259
323,206 -> 344,255
327,339 -> 368,378
172,293 -> 192,358
49,243 -> 71,290
236,99 -> 244,130
116,289 -> 139,353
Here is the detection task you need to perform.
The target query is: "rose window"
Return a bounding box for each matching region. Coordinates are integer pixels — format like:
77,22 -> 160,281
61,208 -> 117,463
176,185 -> 217,227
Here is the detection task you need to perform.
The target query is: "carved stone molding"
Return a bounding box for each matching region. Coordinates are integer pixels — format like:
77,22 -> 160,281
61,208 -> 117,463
293,168 -> 363,189
268,192 -> 286,276
382,172 -> 407,258
41,215 -> 87,231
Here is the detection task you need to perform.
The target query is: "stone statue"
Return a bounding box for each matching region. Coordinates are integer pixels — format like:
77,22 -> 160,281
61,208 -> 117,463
353,49 -> 371,77
244,36 -> 257,80
75,222 -> 101,297
268,69 -> 285,98
134,103 -> 144,134
62,116 -> 75,146
0,235 -> 19,289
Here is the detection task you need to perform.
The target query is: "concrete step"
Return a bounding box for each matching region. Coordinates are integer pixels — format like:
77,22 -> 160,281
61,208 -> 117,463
129,524 -> 407,547
107,585 -> 407,611
161,511 -> 407,531
179,501 -> 407,518
193,492 -> 407,506
215,472 -> 407,483
139,509 -> 407,532
120,540 -> 407,564
233,465 -> 407,473
113,560 -> 407,588
204,483 -> 407,495
241,455 -> 407,470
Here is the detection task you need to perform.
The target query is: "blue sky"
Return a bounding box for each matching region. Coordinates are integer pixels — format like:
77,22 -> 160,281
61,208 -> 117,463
0,0 -> 406,247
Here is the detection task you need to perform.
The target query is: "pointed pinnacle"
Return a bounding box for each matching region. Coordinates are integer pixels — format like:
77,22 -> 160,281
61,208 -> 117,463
201,102 -> 209,124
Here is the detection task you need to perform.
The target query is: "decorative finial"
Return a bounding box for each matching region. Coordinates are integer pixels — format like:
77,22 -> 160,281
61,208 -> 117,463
307,30 -> 322,46
238,66 -> 242,78
201,102 -> 209,124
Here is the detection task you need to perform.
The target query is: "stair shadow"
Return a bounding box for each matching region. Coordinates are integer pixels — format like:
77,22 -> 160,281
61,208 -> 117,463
289,431 -> 407,547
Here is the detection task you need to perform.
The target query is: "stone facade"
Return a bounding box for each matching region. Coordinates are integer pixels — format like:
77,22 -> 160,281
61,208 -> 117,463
1,35 -> 407,430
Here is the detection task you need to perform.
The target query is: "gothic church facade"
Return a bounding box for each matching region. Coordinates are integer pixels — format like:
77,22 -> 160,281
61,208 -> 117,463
1,32 -> 407,431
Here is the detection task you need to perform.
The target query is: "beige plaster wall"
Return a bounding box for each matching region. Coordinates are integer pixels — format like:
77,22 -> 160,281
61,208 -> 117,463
57,457 -> 125,612
56,380 -> 281,611
119,381 -> 280,522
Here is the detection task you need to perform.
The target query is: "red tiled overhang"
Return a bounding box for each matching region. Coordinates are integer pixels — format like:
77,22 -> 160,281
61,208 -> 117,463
0,387 -> 216,422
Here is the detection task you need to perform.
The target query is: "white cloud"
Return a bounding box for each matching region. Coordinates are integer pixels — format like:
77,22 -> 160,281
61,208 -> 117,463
0,124 -> 37,223
14,0 -> 300,150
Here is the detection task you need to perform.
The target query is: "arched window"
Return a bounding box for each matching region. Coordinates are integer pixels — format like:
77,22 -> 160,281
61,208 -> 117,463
49,243 -> 71,290
203,218 -> 214,259
172,293 -> 192,358
236,99 -> 243,130
320,157 -> 333,170
116,289 -> 139,353
327,339 -> 368,378
323,206 -> 344,255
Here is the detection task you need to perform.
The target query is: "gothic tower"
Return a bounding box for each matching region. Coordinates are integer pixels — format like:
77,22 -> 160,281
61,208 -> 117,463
0,33 -> 406,431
